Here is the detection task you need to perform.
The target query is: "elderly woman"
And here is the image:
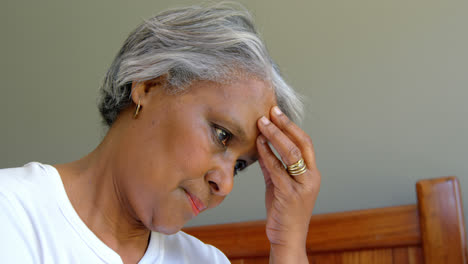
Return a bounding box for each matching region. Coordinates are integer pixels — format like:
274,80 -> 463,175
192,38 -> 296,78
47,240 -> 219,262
0,3 -> 320,264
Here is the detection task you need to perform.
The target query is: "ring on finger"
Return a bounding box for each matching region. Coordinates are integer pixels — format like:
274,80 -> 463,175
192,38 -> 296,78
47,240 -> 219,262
287,158 -> 308,176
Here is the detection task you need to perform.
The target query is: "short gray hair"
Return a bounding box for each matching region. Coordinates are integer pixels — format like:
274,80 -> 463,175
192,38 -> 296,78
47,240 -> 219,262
98,2 -> 303,126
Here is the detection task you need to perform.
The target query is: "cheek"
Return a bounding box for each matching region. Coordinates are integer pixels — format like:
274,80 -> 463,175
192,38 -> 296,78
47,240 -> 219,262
171,130 -> 214,179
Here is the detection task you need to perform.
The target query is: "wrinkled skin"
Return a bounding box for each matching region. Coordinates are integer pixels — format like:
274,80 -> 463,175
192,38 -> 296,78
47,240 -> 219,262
57,76 -> 320,264
257,108 -> 321,264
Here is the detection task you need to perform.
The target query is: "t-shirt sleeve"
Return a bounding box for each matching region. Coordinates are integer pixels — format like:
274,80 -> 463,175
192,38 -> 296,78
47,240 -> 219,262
0,193 -> 36,263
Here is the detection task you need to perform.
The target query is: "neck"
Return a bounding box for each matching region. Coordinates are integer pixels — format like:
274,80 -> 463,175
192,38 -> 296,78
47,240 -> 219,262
55,125 -> 150,260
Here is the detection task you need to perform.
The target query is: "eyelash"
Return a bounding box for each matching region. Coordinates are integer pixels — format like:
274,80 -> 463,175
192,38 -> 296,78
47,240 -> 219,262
212,124 -> 247,176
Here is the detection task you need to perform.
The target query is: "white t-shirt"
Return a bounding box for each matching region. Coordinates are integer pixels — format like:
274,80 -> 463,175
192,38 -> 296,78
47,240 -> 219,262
0,162 -> 230,264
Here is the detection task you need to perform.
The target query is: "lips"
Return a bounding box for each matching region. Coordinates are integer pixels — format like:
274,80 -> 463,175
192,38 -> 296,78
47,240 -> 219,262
184,190 -> 206,216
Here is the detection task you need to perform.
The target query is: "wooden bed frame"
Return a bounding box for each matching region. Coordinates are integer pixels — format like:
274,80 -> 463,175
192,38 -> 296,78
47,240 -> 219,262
184,177 -> 467,263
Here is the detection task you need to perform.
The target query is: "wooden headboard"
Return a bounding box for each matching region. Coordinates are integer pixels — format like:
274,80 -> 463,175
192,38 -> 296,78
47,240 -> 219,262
184,177 -> 467,263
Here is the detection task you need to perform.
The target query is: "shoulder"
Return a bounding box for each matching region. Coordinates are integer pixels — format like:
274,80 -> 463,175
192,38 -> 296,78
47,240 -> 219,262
0,162 -> 51,196
0,161 -> 59,224
162,231 -> 230,263
0,162 -> 54,263
0,161 -> 60,227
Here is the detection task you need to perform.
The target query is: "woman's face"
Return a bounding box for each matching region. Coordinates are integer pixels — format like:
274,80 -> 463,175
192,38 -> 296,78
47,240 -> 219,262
114,77 -> 276,234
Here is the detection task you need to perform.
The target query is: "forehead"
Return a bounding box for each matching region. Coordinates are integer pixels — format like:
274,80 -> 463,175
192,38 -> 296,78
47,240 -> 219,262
189,77 -> 276,140
190,78 -> 276,118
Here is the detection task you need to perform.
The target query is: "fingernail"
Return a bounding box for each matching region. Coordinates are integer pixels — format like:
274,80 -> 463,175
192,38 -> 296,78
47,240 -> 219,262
273,106 -> 282,116
260,116 -> 270,125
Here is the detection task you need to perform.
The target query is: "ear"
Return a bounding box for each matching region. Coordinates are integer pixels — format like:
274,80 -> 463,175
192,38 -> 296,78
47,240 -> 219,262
130,75 -> 169,106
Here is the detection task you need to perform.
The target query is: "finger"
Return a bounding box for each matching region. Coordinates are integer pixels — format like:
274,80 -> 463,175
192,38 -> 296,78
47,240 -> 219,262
257,153 -> 271,185
269,106 -> 317,170
256,134 -> 291,188
257,116 -> 303,167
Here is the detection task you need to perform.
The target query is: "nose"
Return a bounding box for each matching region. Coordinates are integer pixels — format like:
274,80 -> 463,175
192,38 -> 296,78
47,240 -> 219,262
205,159 -> 235,197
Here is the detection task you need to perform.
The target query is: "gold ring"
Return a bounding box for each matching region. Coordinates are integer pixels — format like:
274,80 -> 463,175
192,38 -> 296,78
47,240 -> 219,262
287,158 -> 307,176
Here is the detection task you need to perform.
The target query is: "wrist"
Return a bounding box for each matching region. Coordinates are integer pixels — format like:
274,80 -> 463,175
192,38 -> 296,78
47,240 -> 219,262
269,244 -> 308,264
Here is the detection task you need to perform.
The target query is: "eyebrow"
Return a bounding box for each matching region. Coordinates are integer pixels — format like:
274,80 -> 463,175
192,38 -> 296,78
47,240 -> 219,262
223,117 -> 259,164
219,113 -> 250,142
228,120 -> 248,143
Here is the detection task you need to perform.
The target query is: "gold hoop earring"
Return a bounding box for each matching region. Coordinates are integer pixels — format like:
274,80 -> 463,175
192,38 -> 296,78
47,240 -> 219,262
133,99 -> 141,119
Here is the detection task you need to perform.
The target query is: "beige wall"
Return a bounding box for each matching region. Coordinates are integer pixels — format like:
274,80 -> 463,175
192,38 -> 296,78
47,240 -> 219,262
1,0 -> 467,228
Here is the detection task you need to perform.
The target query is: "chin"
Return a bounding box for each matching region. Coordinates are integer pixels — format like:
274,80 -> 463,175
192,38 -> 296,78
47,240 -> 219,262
153,225 -> 184,235
149,219 -> 186,235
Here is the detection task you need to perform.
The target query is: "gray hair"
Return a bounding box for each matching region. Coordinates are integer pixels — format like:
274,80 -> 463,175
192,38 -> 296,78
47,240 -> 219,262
98,2 -> 303,127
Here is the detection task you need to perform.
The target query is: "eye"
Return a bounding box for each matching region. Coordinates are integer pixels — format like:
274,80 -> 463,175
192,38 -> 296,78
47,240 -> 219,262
214,126 -> 232,148
234,160 -> 247,176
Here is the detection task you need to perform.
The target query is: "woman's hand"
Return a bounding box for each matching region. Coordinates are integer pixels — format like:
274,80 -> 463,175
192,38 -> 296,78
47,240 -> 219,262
257,106 -> 321,264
